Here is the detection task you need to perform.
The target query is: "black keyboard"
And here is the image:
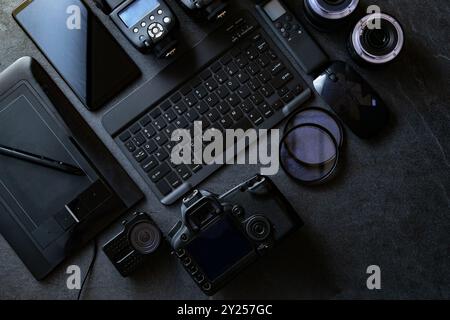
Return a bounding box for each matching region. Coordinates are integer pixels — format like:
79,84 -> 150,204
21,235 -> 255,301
104,11 -> 311,205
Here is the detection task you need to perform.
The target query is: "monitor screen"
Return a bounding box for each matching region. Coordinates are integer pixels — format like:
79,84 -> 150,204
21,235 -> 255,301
119,0 -> 160,27
186,216 -> 254,281
263,0 -> 286,21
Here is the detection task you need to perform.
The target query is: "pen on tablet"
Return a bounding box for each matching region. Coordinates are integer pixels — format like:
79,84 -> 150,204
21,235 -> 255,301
0,144 -> 85,176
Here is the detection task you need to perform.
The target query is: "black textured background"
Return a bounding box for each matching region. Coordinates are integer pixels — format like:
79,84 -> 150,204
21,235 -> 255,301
0,0 -> 448,299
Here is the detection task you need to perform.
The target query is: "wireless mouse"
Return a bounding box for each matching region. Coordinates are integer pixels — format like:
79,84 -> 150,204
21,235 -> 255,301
313,61 -> 389,139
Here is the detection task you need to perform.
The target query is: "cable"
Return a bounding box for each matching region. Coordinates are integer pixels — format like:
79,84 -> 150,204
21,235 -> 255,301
77,238 -> 98,300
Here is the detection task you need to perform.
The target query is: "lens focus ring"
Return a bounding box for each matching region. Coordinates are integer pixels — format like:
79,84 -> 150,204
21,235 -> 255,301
306,0 -> 359,20
130,222 -> 162,254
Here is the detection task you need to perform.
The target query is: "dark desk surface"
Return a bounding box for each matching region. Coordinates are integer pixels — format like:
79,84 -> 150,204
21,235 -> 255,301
0,0 -> 449,299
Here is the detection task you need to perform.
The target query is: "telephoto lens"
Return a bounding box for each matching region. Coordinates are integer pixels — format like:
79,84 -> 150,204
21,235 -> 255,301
303,0 -> 360,31
348,12 -> 404,65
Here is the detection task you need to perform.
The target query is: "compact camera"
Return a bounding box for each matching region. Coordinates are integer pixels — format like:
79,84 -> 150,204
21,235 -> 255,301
177,0 -> 228,21
103,212 -> 163,277
96,0 -> 178,57
168,175 -> 303,295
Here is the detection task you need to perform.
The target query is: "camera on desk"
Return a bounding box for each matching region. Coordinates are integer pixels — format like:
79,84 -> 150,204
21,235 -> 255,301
168,175 -> 303,295
99,0 -> 179,58
177,0 -> 228,21
103,212 -> 163,277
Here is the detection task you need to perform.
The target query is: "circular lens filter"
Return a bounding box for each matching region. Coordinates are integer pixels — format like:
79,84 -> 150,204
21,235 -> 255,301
285,107 -> 344,148
280,123 -> 339,185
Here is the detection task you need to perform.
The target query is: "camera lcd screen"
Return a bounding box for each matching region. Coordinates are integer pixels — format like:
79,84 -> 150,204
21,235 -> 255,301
186,216 -> 254,281
263,0 -> 286,21
119,0 -> 160,28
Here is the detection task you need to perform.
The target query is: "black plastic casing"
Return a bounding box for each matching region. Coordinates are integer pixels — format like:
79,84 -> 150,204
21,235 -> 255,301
168,175 -> 303,295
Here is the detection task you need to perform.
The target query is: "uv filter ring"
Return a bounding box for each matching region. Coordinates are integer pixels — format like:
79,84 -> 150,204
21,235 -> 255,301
280,123 -> 340,185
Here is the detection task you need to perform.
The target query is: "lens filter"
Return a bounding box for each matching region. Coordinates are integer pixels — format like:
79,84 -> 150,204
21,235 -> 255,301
281,108 -> 343,185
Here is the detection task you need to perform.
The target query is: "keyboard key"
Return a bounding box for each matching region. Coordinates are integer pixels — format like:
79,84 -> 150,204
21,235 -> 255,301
170,93 -> 182,103
237,70 -> 250,84
237,85 -> 251,99
166,172 -> 182,189
226,62 -> 239,76
230,107 -> 244,121
226,78 -> 240,91
149,108 -> 162,119
282,91 -> 296,103
153,117 -> 167,131
231,117 -> 253,131
149,163 -> 171,183
248,78 -> 261,91
250,92 -> 264,105
155,132 -> 168,146
272,100 -> 284,110
220,115 -> 234,129
271,71 -> 293,89
258,70 -> 272,83
200,69 -> 212,80
217,86 -> 230,99
194,85 -> 208,99
278,86 -> 289,97
133,149 -> 148,163
195,101 -> 209,114
247,62 -> 260,76
270,61 -> 285,75
258,102 -> 274,118
220,53 -> 233,65
130,123 -> 141,134
255,39 -> 269,52
141,156 -> 158,172
186,109 -> 200,122
119,131 -> 131,142
155,149 -> 169,162
226,93 -> 241,107
210,61 -> 222,72
184,92 -> 198,107
205,79 -> 218,92
207,109 -> 220,123
143,124 -> 156,139
161,100 -> 172,111
258,54 -> 271,67
268,50 -> 277,60
163,109 -> 177,123
132,133 -> 146,147
125,141 -> 136,153
261,84 -> 275,98
236,55 -> 248,68
174,116 -> 189,129
156,179 -> 172,196
180,84 -> 192,96
245,47 -> 259,60
217,101 -> 231,115
248,109 -> 264,125
164,124 -> 176,137
176,165 -> 192,181
206,93 -> 220,107
174,102 -> 188,115
140,115 -> 152,127
240,99 -> 254,113
215,70 -> 228,84
190,164 -> 203,173
143,140 -> 158,153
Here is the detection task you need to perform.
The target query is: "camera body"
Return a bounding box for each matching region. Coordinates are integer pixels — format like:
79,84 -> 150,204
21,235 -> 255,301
168,175 -> 303,295
177,0 -> 228,21
103,212 -> 163,277
108,0 -> 178,56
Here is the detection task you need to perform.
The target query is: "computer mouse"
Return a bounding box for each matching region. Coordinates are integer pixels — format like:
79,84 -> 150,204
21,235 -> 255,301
313,61 -> 389,139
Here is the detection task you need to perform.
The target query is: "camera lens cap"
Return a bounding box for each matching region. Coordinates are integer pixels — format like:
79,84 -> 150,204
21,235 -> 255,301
280,123 -> 340,185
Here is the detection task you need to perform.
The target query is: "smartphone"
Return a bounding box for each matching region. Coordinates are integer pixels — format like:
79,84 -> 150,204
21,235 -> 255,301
13,0 -> 141,110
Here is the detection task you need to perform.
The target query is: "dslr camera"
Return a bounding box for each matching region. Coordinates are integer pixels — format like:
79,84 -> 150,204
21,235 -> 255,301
168,175 -> 303,295
103,212 -> 163,277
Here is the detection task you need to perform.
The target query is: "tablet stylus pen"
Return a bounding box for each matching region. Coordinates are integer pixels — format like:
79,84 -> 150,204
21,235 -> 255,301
0,144 -> 85,176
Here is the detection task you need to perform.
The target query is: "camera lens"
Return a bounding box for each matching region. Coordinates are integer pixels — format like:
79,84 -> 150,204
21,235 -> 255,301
349,13 -> 404,65
130,222 -> 162,254
304,0 -> 359,31
245,216 -> 271,242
